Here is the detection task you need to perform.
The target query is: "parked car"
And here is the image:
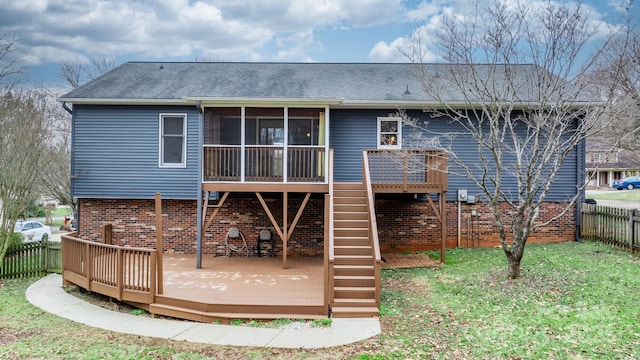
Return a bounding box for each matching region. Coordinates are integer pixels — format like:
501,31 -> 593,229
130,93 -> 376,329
612,176 -> 640,190
14,221 -> 52,242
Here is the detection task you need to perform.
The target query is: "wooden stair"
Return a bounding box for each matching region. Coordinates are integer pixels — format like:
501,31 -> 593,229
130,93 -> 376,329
331,182 -> 379,318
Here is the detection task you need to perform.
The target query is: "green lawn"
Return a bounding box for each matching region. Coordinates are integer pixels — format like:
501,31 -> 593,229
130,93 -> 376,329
587,189 -> 640,201
49,206 -> 72,217
1,241 -> 639,359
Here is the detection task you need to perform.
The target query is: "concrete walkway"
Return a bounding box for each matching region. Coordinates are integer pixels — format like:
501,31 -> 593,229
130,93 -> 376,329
26,274 -> 381,348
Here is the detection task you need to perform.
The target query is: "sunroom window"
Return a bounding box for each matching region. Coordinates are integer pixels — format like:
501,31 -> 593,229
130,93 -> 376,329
202,107 -> 327,182
159,114 -> 187,168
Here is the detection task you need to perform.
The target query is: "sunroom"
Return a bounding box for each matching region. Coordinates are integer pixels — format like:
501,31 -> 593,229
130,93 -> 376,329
202,106 -> 329,185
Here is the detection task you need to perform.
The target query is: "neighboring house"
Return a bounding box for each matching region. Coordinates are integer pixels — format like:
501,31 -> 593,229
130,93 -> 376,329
586,139 -> 640,187
58,62 -> 582,320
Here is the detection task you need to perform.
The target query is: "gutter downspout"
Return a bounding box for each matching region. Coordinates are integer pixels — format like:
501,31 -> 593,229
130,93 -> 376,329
195,101 -> 204,268
62,101 -> 79,230
62,101 -> 73,115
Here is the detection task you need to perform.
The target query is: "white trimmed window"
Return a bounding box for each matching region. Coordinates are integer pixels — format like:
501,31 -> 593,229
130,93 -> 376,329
377,117 -> 402,149
159,114 -> 187,168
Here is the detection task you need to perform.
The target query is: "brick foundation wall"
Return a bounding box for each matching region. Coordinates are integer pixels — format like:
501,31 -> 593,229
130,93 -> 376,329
375,197 -> 576,252
79,195 -> 325,256
79,196 -> 576,255
79,199 -> 198,253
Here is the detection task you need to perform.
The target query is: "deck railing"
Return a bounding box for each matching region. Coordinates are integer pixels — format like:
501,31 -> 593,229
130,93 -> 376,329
203,145 -> 326,182
366,149 -> 448,193
61,233 -> 157,304
362,151 -> 381,306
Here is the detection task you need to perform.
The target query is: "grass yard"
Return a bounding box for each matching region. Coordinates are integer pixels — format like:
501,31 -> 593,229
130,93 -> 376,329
1,241 -> 639,359
587,189 -> 640,201
49,206 -> 72,218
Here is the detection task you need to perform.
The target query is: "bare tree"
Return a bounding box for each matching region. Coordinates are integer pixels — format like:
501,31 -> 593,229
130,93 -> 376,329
586,19 -> 640,164
0,90 -> 52,264
0,34 -> 23,88
47,57 -> 117,210
59,57 -> 116,88
400,0 -> 632,278
41,90 -> 74,208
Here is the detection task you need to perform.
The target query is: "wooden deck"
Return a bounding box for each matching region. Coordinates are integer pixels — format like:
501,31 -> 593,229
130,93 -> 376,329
63,149 -> 449,322
159,255 -> 324,306
142,255 -> 328,322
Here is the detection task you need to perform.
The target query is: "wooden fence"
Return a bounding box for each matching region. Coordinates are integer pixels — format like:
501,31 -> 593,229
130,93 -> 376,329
581,203 -> 640,253
0,240 -> 62,279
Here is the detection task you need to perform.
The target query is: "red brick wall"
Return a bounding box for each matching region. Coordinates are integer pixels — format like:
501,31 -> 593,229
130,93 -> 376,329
79,199 -> 198,252
79,195 -> 325,256
375,197 -> 576,252
79,196 -> 575,255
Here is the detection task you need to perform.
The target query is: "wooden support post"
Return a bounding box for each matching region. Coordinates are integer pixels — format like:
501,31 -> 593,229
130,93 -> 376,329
101,224 -> 113,245
440,192 -> 446,264
287,193 -> 311,238
155,192 -> 164,294
283,192 -> 288,269
203,192 -> 229,232
255,191 -> 311,269
116,248 -> 123,300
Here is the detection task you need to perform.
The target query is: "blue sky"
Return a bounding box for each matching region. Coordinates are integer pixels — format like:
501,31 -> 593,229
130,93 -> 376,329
0,0 -> 635,87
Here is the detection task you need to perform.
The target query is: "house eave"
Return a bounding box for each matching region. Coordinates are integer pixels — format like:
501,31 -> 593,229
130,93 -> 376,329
186,97 -> 344,108
57,97 -> 602,109
57,97 -> 190,106
336,100 -> 603,109
59,97 -> 346,108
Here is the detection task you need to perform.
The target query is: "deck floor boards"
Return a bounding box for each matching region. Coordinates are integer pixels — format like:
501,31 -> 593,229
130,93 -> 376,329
160,255 -> 324,306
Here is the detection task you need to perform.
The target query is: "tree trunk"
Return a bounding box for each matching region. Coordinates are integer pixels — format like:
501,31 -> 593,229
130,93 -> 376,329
506,240 -> 526,279
508,257 -> 521,279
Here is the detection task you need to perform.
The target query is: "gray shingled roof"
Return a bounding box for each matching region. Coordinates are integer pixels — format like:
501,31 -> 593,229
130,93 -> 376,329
58,62 -> 590,105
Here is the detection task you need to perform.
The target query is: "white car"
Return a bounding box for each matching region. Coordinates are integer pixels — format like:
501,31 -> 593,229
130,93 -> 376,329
15,221 -> 53,242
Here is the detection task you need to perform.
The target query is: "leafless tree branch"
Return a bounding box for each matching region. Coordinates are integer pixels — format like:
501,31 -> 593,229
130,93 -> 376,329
400,0 -> 637,278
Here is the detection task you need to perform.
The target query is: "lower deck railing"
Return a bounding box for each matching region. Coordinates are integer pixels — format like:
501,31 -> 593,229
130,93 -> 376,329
61,233 -> 157,304
366,149 -> 448,193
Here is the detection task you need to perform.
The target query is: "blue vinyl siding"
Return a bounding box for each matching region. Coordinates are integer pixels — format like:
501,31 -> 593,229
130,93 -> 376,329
72,105 -> 580,202
330,109 -> 580,202
72,105 -> 199,199
330,110 -> 379,182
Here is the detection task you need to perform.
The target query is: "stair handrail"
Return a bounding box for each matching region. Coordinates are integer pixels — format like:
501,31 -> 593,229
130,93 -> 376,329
362,150 -> 381,306
326,149 -> 335,308
328,149 -> 335,261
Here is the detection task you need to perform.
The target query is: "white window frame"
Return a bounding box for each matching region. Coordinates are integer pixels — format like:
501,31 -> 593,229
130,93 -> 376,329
377,117 -> 402,149
159,113 -> 187,168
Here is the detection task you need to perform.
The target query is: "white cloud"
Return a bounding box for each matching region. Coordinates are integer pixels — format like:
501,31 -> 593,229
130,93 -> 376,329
405,0 -> 445,22
275,30 -> 319,61
369,0 -> 623,67
0,0 -> 625,84
0,0 -> 410,68
369,2 -> 448,63
368,39 -> 407,62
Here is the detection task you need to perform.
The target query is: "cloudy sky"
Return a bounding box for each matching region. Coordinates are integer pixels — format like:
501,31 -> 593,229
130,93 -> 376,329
0,0 -> 635,86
